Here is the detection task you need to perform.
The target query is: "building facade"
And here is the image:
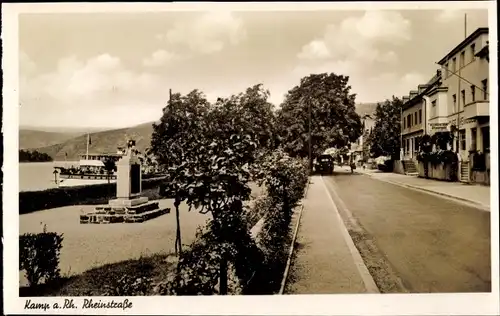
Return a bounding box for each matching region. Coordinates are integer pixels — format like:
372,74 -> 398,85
400,27 -> 490,183
401,72 -> 444,160
437,27 -> 490,159
351,103 -> 377,164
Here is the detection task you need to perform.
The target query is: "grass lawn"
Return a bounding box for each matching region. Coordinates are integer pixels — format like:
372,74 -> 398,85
20,253 -> 176,296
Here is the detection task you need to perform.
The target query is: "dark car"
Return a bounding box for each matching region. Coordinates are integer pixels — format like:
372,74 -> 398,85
314,154 -> 334,175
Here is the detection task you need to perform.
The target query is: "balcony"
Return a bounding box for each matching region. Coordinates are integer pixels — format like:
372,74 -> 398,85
463,100 -> 489,119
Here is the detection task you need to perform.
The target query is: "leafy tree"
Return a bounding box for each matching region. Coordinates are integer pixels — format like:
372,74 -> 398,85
236,84 -> 277,151
368,97 -> 403,158
150,90 -> 210,256
103,158 -> 117,184
276,73 -> 362,165
19,149 -> 53,162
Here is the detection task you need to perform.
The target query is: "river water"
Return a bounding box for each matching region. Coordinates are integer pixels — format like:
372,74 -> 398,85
19,161 -> 79,192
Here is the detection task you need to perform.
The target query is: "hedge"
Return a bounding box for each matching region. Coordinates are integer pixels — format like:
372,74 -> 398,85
19,177 -> 167,215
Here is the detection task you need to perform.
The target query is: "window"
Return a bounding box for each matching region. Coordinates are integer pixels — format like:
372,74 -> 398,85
403,117 -> 406,129
414,112 -> 417,125
461,89 -> 466,108
471,43 -> 476,61
444,63 -> 449,78
419,109 -> 422,123
459,130 -> 466,151
482,79 -> 488,100
453,94 -> 457,112
471,85 -> 476,102
460,51 -> 465,67
452,57 -> 456,72
431,100 -> 437,118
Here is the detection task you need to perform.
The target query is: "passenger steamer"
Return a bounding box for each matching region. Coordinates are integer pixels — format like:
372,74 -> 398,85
53,134 -> 125,187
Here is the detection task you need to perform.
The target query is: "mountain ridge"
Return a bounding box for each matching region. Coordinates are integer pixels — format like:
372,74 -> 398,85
32,122 -> 156,161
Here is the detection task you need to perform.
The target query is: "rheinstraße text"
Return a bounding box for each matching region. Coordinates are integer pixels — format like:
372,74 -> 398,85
82,298 -> 133,310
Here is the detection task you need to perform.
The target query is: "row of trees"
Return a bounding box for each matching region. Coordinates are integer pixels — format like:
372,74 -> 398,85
19,149 -> 53,162
149,73 -> 365,294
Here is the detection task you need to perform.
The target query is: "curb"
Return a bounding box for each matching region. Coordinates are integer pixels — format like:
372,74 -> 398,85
279,178 -> 311,295
321,177 -> 380,294
359,172 -> 490,212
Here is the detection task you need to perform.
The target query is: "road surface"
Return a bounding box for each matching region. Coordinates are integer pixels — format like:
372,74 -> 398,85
323,169 -> 490,293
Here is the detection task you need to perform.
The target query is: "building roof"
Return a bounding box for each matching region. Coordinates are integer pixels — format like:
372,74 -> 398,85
402,71 -> 443,110
437,27 -> 489,65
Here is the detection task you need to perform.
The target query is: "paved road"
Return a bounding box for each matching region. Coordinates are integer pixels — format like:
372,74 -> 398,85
323,170 -> 491,293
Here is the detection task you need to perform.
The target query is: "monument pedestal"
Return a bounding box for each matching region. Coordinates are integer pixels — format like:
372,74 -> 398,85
109,196 -> 149,208
80,140 -> 170,224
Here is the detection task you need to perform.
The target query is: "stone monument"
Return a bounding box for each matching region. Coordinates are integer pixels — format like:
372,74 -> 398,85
80,139 -> 169,224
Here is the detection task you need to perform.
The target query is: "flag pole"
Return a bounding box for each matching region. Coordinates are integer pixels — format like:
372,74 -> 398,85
86,133 -> 90,160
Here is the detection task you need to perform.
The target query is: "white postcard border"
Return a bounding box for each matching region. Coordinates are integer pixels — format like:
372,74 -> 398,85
2,2 -> 499,315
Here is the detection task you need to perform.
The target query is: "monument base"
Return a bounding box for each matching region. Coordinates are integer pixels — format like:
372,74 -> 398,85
80,199 -> 170,224
108,196 -> 149,208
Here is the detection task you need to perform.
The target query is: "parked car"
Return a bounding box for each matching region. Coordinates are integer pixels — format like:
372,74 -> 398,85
314,154 -> 334,175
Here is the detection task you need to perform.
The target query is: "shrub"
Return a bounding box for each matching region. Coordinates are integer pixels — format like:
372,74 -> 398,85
20,231 -> 64,287
246,151 -> 309,293
156,209 -> 265,295
417,150 -> 458,166
102,275 -> 154,296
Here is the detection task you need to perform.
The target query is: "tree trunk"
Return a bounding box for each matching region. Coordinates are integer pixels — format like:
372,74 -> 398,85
219,256 -> 228,295
174,197 -> 182,256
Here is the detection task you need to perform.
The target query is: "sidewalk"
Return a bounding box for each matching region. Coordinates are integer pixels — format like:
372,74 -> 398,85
284,176 -> 378,294
356,168 -> 491,210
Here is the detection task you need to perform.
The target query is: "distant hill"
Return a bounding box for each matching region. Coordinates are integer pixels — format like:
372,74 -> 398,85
355,102 -> 379,117
19,130 -> 85,149
20,125 -> 112,133
34,122 -> 156,161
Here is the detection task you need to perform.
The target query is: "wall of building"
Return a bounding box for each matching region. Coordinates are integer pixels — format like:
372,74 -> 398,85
427,90 -> 449,134
401,98 -> 424,160
439,33 -> 490,161
441,33 -> 489,113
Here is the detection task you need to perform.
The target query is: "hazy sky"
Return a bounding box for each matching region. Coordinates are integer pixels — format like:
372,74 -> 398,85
19,8 -> 488,129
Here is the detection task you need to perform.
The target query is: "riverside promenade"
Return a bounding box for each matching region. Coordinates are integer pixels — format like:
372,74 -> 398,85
284,176 -> 379,294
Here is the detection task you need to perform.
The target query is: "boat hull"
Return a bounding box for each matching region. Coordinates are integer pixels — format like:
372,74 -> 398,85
57,178 -> 117,187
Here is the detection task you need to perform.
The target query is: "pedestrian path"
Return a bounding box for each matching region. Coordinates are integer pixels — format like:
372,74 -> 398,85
356,169 -> 491,210
284,176 -> 377,294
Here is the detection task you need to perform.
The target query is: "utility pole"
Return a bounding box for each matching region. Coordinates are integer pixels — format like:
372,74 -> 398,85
169,89 -> 172,107
455,13 -> 467,153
